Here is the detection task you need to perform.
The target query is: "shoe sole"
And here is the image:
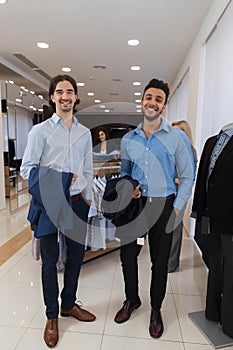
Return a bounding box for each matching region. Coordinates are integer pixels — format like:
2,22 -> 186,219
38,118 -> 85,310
60,312 -> 96,322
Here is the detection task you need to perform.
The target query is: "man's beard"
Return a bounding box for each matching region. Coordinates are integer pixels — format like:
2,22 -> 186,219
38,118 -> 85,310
143,110 -> 162,122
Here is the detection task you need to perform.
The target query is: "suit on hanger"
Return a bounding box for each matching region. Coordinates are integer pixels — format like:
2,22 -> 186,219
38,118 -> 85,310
192,130 -> 233,338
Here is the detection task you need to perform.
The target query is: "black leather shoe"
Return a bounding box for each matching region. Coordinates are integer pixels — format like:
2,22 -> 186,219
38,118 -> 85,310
149,310 -> 164,338
114,299 -> 141,324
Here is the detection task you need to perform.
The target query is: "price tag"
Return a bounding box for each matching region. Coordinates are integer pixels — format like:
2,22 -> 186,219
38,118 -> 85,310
137,237 -> 144,246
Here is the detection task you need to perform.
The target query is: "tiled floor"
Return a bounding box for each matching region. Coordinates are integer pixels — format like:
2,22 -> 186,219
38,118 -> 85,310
0,206 -> 233,349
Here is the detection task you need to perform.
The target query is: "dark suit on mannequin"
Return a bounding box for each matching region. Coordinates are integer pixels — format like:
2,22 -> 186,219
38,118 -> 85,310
192,124 -> 233,338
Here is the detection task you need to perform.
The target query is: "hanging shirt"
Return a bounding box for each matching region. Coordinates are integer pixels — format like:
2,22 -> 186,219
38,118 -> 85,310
208,128 -> 233,178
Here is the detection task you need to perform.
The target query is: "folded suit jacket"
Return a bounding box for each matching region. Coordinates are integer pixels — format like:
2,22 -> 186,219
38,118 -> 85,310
27,166 -> 73,238
102,175 -> 148,244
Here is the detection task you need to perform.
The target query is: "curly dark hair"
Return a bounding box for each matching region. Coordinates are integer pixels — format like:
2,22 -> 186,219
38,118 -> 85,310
142,78 -> 170,104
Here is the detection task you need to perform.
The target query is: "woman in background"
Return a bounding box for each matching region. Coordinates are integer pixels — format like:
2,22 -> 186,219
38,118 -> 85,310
168,120 -> 198,272
94,127 -> 117,154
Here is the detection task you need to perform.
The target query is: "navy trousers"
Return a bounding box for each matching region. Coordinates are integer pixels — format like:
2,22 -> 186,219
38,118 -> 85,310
40,197 -> 89,319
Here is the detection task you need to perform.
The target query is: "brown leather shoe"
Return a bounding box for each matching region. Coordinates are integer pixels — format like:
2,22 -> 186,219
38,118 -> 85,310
44,318 -> 59,348
149,310 -> 164,338
60,303 -> 96,322
114,299 -> 141,324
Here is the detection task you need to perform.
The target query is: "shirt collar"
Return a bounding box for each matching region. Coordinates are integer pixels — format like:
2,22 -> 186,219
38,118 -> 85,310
135,117 -> 169,135
51,113 -> 78,125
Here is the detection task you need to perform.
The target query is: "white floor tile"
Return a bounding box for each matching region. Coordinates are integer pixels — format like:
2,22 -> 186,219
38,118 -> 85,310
0,281 -> 43,327
174,294 -> 208,344
169,265 -> 207,296
183,343 -> 233,350
79,257 -> 118,289
101,334 -> 184,350
15,328 -> 102,350
30,286 -> 112,334
0,325 -> 26,350
0,205 -> 29,246
180,237 -> 204,267
0,205 -> 231,350
104,289 -> 183,342
14,241 -> 31,256
1,254 -> 41,283
0,254 -> 25,280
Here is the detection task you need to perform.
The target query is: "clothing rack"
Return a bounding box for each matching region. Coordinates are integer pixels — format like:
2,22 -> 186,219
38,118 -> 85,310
93,161 -> 121,178
84,160 -> 121,262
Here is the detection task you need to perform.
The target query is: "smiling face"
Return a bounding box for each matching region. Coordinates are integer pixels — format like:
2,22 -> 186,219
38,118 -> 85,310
50,80 -> 77,116
141,87 -> 166,122
98,130 -> 107,142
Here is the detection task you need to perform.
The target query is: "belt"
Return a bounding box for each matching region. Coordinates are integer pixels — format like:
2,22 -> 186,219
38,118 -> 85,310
147,193 -> 175,203
71,193 -> 82,202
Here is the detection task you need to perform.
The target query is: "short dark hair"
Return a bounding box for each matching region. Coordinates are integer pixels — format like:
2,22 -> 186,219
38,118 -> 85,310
142,78 -> 170,105
49,74 -> 80,113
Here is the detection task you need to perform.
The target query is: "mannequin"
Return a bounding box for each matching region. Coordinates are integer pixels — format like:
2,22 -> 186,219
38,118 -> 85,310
191,124 -> 233,338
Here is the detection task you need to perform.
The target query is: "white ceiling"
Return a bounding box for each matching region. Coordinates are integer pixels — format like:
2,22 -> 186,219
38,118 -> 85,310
0,0 -> 214,114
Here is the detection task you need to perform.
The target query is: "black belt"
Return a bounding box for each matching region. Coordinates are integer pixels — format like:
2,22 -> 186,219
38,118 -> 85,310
71,193 -> 82,202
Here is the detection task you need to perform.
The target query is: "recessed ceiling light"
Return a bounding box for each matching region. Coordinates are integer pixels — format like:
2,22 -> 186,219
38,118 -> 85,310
62,67 -> 71,72
136,105 -> 141,109
137,109 -> 142,113
135,99 -> 141,103
130,66 -> 141,71
77,82 -> 85,86
30,91 -> 35,95
104,109 -> 110,113
127,39 -> 140,46
0,0 -> 8,4
134,92 -> 141,96
100,105 -> 106,108
36,42 -> 49,49
38,95 -> 44,99
8,80 -> 14,84
15,98 -> 22,103
133,82 -> 141,86
87,92 -> 95,96
94,99 -> 101,103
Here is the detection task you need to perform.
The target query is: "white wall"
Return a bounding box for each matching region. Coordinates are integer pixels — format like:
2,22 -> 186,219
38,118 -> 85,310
170,0 -> 231,155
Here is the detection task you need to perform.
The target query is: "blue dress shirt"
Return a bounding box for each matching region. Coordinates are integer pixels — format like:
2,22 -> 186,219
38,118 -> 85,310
120,118 -> 195,211
20,113 -> 93,200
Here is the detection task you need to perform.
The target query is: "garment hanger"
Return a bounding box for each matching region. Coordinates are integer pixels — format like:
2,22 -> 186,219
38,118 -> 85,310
221,122 -> 233,131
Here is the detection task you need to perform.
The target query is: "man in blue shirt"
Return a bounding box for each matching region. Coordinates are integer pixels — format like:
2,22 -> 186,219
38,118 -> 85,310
114,78 -> 195,338
20,75 -> 96,348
